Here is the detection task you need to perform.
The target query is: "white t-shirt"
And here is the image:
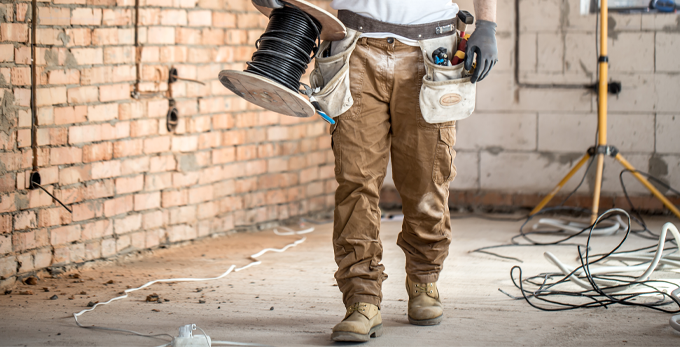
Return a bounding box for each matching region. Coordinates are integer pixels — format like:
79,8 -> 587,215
330,0 -> 459,45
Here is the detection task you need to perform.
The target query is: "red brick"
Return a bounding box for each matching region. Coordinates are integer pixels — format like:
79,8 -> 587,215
161,9 -> 188,26
55,106 -> 87,125
67,86 -> 99,104
115,175 -> 144,195
38,207 -> 72,228
36,87 -> 67,107
72,200 -> 103,222
134,192 -> 160,211
50,147 -> 83,165
71,8 -> 102,26
114,213 -> 142,234
51,225 -> 81,245
176,27 -> 201,44
113,139 -> 143,158
201,28 -> 224,45
99,84 -> 130,102
169,206 -> 196,225
90,160 -> 121,180
81,219 -> 113,241
120,157 -> 150,175
172,172 -> 199,187
198,132 -> 221,150
213,12 -> 236,28
148,27 -> 175,44
143,136 -> 170,154
188,10 -> 211,26
142,157 -> 172,175
102,9 -> 132,26
39,7 -> 71,26
0,214 -> 11,233
65,28 -> 91,47
130,119 -> 158,137
104,46 -> 134,65
12,229 -> 49,252
101,238 -> 116,257
11,67 -> 30,85
37,128 -> 68,146
71,48 -> 104,65
87,103 -> 118,122
144,172 -> 172,191
104,195 -> 133,217
188,186 -> 213,204
143,210 -> 164,230
161,190 -> 187,208
0,44 -> 13,62
1,23 -> 29,42
83,142 -> 113,163
48,69 -> 80,85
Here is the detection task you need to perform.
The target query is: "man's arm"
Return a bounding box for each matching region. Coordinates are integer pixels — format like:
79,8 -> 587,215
464,0 -> 498,83
473,0 -> 496,22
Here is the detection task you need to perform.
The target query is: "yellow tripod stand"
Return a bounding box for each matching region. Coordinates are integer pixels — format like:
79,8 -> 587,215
529,0 -> 680,223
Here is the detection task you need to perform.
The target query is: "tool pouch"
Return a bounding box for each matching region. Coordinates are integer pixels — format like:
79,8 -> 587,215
418,34 -> 476,124
309,28 -> 361,118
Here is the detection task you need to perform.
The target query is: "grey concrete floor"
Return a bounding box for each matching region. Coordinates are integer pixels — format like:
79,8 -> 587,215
1,214 -> 680,346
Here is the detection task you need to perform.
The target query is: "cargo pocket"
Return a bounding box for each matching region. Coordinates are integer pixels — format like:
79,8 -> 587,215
330,122 -> 342,175
432,127 -> 457,185
418,36 -> 476,125
309,29 -> 361,118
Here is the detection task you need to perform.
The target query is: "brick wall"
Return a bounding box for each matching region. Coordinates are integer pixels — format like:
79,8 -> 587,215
0,0 -> 337,288
383,0 -> 680,213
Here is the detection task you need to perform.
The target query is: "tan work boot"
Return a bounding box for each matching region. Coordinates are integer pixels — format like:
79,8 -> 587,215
331,302 -> 383,342
406,277 -> 443,325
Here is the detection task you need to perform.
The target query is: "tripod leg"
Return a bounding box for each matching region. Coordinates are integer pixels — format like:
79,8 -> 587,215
615,154 -> 680,220
530,153 -> 591,216
590,154 -> 605,224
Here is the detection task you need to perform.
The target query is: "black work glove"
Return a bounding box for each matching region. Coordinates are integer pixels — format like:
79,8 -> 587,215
252,0 -> 283,8
464,20 -> 498,83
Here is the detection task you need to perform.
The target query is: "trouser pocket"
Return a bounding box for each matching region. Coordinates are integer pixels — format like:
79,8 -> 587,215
418,35 -> 476,124
432,127 -> 456,185
309,28 -> 361,118
330,121 -> 342,175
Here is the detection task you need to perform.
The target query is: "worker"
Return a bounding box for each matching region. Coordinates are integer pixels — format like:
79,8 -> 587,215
254,0 -> 498,342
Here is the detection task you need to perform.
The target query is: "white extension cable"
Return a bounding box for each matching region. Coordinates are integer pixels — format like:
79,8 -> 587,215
533,217 -> 622,236
73,225 -> 314,346
543,222 -> 680,332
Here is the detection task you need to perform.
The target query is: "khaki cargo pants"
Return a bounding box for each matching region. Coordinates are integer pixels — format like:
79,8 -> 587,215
331,37 -> 456,309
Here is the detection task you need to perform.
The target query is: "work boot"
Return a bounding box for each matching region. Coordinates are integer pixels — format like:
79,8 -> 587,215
406,277 -> 443,325
331,302 -> 383,342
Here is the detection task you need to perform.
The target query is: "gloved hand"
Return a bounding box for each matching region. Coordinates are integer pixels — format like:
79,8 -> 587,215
252,0 -> 283,8
464,20 -> 498,83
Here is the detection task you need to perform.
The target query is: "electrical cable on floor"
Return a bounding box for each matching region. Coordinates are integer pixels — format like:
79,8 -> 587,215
73,224 -> 315,346
499,208 -> 680,332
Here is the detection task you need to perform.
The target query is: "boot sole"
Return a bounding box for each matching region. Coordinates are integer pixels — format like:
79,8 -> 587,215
331,324 -> 383,342
408,314 -> 443,326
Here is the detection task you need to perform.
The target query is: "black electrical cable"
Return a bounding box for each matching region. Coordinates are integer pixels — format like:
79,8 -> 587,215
245,3 -> 321,92
505,209 -> 680,314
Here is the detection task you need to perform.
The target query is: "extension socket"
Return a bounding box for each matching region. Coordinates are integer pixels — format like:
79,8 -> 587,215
172,324 -> 212,347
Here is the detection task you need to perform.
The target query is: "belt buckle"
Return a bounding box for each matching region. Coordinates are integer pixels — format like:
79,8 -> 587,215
435,24 -> 454,35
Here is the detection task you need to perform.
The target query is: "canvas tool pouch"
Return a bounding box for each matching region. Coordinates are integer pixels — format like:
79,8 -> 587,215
418,35 -> 477,124
309,28 -> 361,118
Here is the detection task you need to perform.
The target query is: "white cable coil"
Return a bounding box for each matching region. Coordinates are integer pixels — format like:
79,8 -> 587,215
74,225 -> 312,347
543,222 -> 680,332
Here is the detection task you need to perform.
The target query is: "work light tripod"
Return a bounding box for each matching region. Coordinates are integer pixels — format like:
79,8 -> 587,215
529,0 -> 680,223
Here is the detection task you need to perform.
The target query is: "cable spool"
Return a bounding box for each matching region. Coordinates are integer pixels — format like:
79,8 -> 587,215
218,0 -> 345,119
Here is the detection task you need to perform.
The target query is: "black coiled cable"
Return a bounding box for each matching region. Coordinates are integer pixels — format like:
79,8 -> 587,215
245,4 -> 322,92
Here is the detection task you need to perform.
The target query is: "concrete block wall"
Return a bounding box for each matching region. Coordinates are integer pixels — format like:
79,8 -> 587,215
385,0 -> 680,212
0,0 -> 337,287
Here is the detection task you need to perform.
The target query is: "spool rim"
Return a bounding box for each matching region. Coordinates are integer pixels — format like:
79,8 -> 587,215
253,0 -> 346,41
219,70 -> 315,119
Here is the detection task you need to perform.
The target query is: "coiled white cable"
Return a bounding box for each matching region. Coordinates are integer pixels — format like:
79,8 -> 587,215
533,218 -> 621,236
73,225 -> 313,345
544,223 -> 680,292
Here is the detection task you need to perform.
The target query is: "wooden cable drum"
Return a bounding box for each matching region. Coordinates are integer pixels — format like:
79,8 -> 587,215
218,1 -> 346,119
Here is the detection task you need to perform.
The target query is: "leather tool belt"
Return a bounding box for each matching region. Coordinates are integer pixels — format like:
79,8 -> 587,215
337,10 -> 459,41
